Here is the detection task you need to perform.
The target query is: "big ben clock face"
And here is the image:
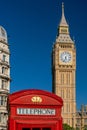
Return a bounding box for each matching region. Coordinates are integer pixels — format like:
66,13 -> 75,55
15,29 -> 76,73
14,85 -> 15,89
59,51 -> 72,64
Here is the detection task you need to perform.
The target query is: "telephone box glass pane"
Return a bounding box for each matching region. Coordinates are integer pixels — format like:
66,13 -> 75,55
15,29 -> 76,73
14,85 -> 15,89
43,128 -> 51,130
32,128 -> 40,130
22,128 -> 30,130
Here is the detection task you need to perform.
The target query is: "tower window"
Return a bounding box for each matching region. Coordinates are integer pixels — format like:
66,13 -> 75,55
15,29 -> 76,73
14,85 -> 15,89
2,55 -> 6,62
0,113 -> 4,123
0,96 -> 7,106
2,67 -> 5,74
0,112 -> 7,124
2,67 -> 8,75
61,89 -> 64,98
2,80 -> 7,89
61,73 -> 64,84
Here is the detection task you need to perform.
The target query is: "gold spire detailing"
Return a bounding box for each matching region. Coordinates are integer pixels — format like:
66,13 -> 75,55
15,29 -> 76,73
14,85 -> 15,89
59,2 -> 68,27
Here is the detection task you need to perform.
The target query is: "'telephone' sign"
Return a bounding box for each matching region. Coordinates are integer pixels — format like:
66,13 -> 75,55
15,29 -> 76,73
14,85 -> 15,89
17,108 -> 55,115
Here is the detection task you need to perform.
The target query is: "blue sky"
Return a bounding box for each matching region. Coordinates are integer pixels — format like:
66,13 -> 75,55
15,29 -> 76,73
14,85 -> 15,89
0,0 -> 87,109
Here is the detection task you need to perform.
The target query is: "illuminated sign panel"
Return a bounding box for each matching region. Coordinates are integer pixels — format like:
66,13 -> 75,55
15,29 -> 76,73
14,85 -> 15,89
17,108 -> 56,115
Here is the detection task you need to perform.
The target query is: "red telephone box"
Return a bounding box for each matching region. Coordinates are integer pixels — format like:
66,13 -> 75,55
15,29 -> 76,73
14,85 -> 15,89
8,89 -> 63,130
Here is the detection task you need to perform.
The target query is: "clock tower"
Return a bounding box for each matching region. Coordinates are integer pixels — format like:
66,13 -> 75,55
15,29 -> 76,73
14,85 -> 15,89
52,3 -> 76,127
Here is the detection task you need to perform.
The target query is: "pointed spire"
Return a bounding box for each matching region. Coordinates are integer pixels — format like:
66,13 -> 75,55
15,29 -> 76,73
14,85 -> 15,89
62,2 -> 64,17
56,3 -> 73,43
59,2 -> 68,27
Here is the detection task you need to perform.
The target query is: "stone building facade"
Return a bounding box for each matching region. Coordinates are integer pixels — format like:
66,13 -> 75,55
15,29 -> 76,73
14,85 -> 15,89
0,27 -> 10,130
76,105 -> 87,130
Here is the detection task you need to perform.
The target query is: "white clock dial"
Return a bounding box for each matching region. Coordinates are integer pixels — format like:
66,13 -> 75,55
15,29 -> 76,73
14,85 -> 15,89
60,51 -> 71,63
